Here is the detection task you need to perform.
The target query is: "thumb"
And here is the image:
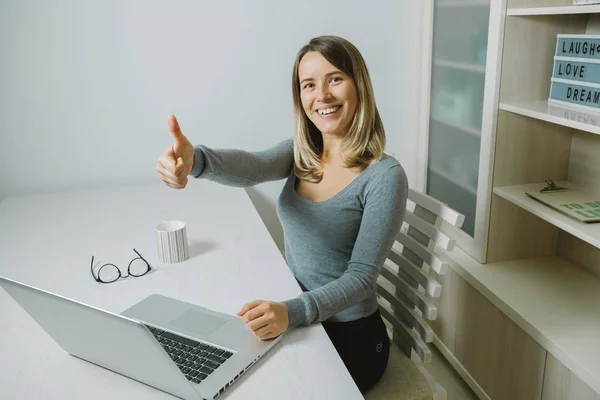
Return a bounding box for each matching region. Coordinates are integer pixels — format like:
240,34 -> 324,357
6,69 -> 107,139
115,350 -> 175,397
237,300 -> 263,316
168,114 -> 187,147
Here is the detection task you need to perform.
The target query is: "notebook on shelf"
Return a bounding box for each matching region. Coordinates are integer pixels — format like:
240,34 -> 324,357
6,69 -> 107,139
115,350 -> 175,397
525,180 -> 600,223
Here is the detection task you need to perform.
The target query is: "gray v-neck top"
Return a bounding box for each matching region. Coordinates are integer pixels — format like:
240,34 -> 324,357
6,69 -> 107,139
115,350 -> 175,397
190,138 -> 408,328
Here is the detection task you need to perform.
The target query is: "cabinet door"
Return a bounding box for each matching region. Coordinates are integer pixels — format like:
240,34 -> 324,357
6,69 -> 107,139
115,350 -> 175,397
423,0 -> 505,262
542,353 -> 600,400
455,278 -> 546,400
430,265 -> 461,353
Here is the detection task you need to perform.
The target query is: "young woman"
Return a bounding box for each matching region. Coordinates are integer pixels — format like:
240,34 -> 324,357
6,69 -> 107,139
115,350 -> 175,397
156,35 -> 408,393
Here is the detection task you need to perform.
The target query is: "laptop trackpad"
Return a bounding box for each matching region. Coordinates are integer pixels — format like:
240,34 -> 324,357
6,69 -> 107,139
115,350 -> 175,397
170,309 -> 228,336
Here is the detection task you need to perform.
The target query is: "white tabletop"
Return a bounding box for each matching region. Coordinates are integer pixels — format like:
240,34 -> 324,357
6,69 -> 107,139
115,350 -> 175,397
0,181 -> 363,400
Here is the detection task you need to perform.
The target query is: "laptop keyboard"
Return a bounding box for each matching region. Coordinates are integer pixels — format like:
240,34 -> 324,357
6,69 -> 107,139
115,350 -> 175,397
145,325 -> 233,385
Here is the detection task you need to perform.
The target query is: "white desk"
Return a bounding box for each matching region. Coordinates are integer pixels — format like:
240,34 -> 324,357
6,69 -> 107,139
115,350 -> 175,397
0,181 -> 363,400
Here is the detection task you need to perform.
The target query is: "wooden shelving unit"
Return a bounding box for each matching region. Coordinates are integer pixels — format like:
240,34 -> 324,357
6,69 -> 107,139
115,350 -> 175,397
483,1 -> 600,397
423,1 -> 600,398
499,100 -> 600,135
449,248 -> 600,396
493,182 -> 600,249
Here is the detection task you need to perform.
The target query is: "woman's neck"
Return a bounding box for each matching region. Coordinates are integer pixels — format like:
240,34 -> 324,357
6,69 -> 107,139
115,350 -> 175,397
321,132 -> 345,165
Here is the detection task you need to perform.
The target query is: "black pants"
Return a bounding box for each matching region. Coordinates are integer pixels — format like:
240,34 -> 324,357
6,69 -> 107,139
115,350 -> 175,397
322,309 -> 390,393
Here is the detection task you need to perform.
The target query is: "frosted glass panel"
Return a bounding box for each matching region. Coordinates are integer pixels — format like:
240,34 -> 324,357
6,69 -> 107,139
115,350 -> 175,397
427,0 -> 491,238
431,67 -> 485,131
433,2 -> 490,66
427,119 -> 480,236
428,120 -> 480,192
427,169 -> 477,236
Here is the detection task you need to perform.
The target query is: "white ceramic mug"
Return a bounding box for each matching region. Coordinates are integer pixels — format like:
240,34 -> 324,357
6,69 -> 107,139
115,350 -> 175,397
156,221 -> 189,264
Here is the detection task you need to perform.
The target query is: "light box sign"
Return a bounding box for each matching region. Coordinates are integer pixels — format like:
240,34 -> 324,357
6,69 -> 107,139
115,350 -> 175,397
555,35 -> 600,60
547,103 -> 600,127
552,57 -> 600,85
549,35 -> 600,113
549,78 -> 600,112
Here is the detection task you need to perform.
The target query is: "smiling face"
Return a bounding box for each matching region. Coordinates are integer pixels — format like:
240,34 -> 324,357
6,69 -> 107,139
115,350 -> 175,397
298,51 -> 358,138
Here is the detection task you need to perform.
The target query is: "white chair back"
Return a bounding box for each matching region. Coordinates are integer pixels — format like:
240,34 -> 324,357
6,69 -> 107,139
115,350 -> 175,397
377,188 -> 465,363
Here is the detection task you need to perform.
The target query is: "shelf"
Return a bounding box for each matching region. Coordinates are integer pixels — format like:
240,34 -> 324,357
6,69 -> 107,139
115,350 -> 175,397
437,0 -> 489,8
433,59 -> 486,73
429,166 -> 477,196
448,248 -> 600,396
500,100 -> 600,135
493,182 -> 600,249
430,115 -> 481,137
507,5 -> 600,16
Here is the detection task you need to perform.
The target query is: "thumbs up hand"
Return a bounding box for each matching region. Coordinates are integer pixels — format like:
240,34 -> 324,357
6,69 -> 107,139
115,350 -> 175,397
157,114 -> 195,189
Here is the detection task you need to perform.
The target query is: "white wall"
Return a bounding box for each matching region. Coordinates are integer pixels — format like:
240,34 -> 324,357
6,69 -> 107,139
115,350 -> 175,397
0,0 -> 424,253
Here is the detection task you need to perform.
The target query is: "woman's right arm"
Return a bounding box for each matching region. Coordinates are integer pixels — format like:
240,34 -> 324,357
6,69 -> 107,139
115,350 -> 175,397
157,114 -> 294,189
190,138 -> 294,188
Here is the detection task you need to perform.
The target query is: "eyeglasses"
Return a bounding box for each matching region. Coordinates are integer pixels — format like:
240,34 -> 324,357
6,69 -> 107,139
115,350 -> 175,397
91,248 -> 152,284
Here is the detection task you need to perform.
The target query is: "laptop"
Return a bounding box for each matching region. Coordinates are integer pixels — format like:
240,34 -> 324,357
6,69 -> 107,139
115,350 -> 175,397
0,275 -> 283,400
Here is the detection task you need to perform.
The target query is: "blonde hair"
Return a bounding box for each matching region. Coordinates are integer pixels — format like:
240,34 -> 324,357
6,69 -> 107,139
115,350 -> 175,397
291,35 -> 386,183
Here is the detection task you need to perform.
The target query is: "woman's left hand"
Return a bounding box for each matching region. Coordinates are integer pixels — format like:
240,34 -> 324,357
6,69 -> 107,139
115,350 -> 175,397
237,300 -> 289,340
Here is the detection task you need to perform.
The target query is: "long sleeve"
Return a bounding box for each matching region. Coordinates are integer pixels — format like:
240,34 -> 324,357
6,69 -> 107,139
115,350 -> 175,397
282,163 -> 408,328
190,138 -> 294,187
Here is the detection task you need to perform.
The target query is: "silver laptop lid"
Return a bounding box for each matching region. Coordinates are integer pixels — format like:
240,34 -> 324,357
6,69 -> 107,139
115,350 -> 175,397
0,276 -> 202,400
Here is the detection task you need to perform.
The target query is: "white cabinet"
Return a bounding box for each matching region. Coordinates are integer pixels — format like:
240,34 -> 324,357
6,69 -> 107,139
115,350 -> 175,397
420,0 -> 600,397
421,0 -> 505,262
